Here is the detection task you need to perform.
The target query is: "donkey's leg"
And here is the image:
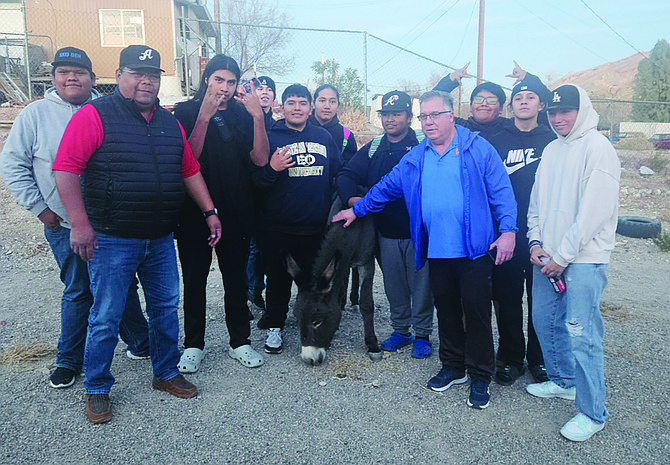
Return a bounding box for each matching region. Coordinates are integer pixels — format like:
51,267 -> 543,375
359,260 -> 381,360
349,268 -> 360,308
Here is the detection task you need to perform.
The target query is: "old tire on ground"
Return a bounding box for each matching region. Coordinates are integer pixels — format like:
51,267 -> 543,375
616,216 -> 661,239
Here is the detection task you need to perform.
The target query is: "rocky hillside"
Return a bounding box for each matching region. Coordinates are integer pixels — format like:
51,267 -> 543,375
550,52 -> 647,99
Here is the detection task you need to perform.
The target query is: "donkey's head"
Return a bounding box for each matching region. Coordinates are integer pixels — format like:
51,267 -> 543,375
285,252 -> 343,366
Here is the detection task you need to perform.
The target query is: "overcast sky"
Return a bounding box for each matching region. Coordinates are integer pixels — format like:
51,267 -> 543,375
212,0 -> 667,95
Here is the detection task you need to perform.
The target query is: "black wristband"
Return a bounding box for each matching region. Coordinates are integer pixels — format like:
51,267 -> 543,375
203,208 -> 218,218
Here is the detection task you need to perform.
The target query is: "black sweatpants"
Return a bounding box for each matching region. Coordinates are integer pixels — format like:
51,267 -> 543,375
257,230 -> 324,330
177,230 -> 251,350
429,256 -> 495,382
492,254 -> 544,369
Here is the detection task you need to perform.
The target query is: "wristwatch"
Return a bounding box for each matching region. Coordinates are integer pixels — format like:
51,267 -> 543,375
203,208 -> 218,218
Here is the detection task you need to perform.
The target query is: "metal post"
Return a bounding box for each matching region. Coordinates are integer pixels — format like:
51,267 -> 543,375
610,99 -> 615,142
363,31 -> 368,117
477,0 -> 485,86
21,0 -> 32,100
181,6 -> 190,98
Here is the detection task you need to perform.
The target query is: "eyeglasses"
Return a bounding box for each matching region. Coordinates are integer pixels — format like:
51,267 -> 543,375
472,96 -> 499,104
124,69 -> 161,83
417,111 -> 452,122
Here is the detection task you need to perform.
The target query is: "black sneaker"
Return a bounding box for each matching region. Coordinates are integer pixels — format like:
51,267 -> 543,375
494,364 -> 525,386
49,367 -> 76,389
467,378 -> 491,409
529,364 -> 549,383
251,294 -> 265,310
426,366 -> 468,392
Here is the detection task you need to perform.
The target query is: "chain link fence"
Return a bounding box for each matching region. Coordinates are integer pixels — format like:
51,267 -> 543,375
1,3 -> 669,148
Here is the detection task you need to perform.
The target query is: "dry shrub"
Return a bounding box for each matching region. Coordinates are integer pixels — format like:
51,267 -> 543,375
615,137 -> 654,151
660,209 -> 670,222
600,302 -> 632,322
338,107 -> 368,133
0,336 -> 56,365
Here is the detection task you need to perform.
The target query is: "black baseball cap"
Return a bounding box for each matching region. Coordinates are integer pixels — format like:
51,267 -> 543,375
257,76 -> 276,97
546,85 -> 580,111
52,47 -> 92,73
379,90 -> 412,112
511,79 -> 547,102
119,45 -> 163,71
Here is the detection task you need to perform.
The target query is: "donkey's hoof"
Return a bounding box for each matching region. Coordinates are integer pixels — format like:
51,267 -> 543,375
368,350 -> 383,362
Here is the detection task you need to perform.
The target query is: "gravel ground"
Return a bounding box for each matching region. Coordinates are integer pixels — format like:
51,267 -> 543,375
0,132 -> 669,463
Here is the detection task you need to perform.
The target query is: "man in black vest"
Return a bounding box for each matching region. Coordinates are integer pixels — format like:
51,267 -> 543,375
54,45 -> 222,424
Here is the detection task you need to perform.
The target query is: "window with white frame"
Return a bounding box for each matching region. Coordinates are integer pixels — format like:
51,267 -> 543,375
99,9 -> 145,47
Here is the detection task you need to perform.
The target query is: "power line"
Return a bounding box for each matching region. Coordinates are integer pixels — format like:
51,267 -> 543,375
578,0 -> 649,60
450,0 -> 477,66
369,0 -> 462,76
511,0 -> 610,63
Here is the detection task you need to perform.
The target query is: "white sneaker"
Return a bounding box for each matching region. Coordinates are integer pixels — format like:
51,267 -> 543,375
264,328 -> 283,354
126,350 -> 150,360
560,413 -> 605,441
526,381 -> 576,400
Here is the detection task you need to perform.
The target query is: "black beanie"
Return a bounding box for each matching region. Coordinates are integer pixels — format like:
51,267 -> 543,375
470,82 -> 506,106
257,76 -> 276,98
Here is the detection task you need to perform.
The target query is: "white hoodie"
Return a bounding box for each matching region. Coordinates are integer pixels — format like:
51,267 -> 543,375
0,86 -> 101,228
527,85 -> 620,267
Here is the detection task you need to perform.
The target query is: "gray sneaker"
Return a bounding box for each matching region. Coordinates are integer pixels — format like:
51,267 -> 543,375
264,328 -> 282,354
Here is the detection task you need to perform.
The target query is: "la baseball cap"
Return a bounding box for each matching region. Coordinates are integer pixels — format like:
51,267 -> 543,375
379,90 -> 412,112
546,85 -> 580,111
52,47 -> 92,73
119,45 -> 163,71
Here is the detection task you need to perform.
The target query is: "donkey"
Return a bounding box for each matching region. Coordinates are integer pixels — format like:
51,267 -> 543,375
285,199 -> 382,366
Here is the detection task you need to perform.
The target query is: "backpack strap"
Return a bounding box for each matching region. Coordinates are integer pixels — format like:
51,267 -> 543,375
342,126 -> 351,151
368,135 -> 384,158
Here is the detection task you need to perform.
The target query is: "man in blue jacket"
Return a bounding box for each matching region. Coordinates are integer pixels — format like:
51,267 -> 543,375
334,90 -> 517,409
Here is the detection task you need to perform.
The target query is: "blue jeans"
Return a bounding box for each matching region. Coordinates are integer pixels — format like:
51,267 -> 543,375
245,237 -> 265,300
83,233 -> 181,394
44,226 -> 149,372
532,263 -> 608,423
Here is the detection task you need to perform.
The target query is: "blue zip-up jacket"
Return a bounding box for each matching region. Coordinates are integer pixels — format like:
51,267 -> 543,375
353,125 -> 517,269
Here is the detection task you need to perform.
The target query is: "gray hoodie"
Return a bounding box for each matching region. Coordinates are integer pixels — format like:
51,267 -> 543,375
527,85 -> 620,267
0,86 -> 101,228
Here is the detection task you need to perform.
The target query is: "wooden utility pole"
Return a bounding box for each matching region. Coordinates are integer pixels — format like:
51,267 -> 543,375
477,0 -> 485,85
214,0 -> 222,54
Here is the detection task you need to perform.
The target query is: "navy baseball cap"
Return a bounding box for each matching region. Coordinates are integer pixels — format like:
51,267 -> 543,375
52,47 -> 92,73
379,90 -> 412,112
119,45 -> 163,72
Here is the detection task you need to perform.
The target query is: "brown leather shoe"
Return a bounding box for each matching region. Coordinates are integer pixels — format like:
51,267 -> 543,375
152,374 -> 198,399
85,394 -> 112,424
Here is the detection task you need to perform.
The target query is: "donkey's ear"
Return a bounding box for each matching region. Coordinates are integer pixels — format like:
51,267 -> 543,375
316,255 -> 338,293
283,251 -> 302,279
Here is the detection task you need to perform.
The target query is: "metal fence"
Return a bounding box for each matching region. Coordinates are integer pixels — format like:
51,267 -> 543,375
1,3 -> 669,143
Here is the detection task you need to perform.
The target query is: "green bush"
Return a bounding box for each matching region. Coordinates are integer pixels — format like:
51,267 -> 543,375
652,231 -> 670,252
648,151 -> 670,174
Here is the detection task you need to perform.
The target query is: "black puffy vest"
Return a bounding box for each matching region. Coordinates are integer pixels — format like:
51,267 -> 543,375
82,90 -> 185,238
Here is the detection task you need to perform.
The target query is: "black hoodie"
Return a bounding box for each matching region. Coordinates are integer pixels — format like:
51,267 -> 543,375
254,119 -> 341,235
308,113 -> 357,165
487,118 -> 556,255
337,130 -> 421,239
